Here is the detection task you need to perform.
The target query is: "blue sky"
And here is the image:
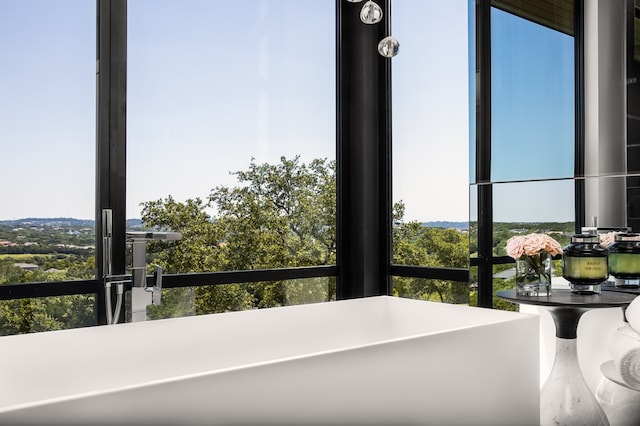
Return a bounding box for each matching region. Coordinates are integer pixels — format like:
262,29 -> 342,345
126,0 -> 336,219
392,0 -> 469,222
0,0 -> 95,219
0,1 -> 573,223
490,7 -> 574,182
488,7 -> 575,222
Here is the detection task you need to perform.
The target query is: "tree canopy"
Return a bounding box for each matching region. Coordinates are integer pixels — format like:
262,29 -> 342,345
0,156 -> 472,333
141,156 -> 469,317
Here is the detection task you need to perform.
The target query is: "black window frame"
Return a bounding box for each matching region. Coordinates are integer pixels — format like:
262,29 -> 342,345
0,0 -> 471,325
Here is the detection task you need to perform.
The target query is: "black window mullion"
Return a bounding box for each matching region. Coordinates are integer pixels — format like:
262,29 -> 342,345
96,0 -> 127,324
476,0 -> 494,308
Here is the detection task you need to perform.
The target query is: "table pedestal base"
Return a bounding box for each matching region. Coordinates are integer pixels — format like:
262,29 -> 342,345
541,338 -> 609,426
496,289 -> 637,426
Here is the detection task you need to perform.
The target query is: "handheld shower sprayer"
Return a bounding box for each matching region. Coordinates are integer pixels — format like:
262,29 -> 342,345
102,209 -> 125,325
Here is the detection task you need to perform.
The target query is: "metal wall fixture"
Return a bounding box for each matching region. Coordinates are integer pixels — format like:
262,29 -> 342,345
346,0 -> 400,57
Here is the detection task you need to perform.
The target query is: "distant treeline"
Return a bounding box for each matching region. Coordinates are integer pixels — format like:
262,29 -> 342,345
0,246 -> 94,256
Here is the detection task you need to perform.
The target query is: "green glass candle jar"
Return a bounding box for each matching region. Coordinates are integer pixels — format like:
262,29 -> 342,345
608,233 -> 640,287
562,234 -> 609,294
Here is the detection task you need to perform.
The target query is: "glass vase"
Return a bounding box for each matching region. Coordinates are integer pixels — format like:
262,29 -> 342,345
515,253 -> 551,296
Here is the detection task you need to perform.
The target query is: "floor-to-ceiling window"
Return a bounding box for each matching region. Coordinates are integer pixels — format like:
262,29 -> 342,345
0,0 -> 476,335
0,0 -> 97,334
391,0 -> 471,305
127,0 -> 336,319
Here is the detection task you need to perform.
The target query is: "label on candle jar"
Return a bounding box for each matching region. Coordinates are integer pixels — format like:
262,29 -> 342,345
563,256 -> 608,280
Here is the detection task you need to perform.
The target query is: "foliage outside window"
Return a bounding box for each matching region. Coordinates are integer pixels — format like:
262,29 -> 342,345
140,157 -> 337,317
0,1 -> 473,334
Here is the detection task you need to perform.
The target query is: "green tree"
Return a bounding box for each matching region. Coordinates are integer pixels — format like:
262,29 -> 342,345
141,157 -> 337,317
0,295 -> 95,336
392,206 -> 470,304
0,156 -> 481,333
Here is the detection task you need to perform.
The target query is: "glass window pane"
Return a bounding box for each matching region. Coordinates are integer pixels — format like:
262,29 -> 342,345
0,1 -> 96,284
492,180 -> 575,257
492,264 -> 518,311
469,184 -> 478,258
127,1 -> 336,271
0,295 -> 96,336
393,223 -> 469,268
469,265 -> 478,306
491,7 -> 574,182
392,0 -> 469,265
392,277 -> 470,305
584,175 -> 630,231
147,277 -> 336,320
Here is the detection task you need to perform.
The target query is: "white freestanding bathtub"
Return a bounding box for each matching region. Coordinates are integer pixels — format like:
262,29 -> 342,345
0,296 -> 539,425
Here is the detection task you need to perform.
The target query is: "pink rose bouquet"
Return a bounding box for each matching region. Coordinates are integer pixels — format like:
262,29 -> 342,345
506,233 -> 563,288
506,233 -> 563,259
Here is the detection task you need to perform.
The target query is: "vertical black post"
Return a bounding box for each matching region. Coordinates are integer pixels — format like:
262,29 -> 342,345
626,0 -> 640,232
336,0 -> 392,299
574,0 -> 585,233
476,0 -> 493,308
96,0 -> 127,324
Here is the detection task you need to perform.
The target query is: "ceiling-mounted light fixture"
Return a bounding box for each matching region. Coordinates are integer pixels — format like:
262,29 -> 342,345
346,0 -> 399,58
378,35 -> 400,58
360,0 -> 383,24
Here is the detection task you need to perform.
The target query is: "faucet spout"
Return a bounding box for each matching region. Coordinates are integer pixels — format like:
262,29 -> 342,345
125,231 -> 182,322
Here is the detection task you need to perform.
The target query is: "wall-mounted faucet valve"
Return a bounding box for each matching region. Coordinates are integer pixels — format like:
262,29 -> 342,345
101,210 -> 181,325
126,231 -> 181,322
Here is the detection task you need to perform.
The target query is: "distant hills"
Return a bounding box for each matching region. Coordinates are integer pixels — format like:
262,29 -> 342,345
422,221 -> 469,231
0,217 -> 468,231
0,218 -> 95,227
0,217 -> 143,229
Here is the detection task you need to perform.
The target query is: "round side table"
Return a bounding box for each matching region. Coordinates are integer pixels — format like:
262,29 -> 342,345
497,289 -> 636,426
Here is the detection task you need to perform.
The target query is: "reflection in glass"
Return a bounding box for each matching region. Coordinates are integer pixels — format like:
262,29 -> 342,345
490,7 -> 574,182
468,0 -> 476,183
584,175 -> 628,231
491,179 -> 575,257
492,179 -> 574,222
629,175 -> 640,232
491,0 -> 574,35
635,0 -> 640,62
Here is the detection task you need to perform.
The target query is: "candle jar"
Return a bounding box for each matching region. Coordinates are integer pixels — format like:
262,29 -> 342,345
607,233 -> 640,288
562,234 -> 609,294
